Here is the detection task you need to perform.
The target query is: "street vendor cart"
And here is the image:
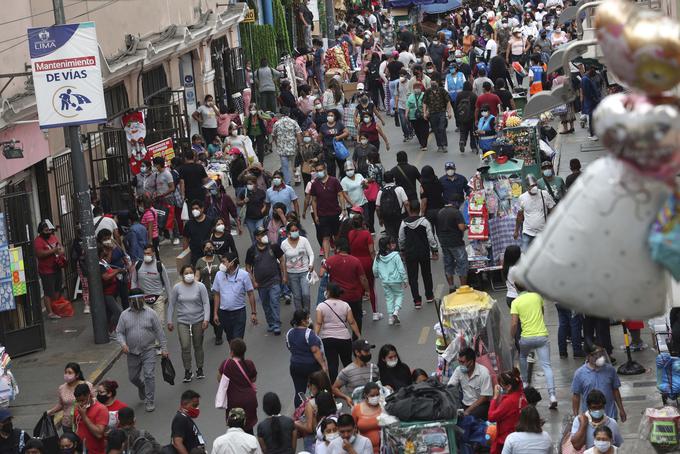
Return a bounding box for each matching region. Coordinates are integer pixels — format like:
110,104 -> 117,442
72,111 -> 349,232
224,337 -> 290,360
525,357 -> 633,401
382,419 -> 458,454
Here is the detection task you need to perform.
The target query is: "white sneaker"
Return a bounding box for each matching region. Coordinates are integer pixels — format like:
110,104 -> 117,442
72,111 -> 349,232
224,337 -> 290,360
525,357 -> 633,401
549,394 -> 558,410
388,315 -> 395,325
392,312 -> 401,325
372,312 -> 383,321
172,238 -> 180,245
588,135 -> 598,141
83,306 -> 90,314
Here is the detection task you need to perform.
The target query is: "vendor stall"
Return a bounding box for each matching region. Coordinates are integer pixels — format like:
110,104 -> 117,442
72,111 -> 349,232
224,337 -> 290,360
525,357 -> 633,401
435,286 -> 512,384
382,419 -> 458,454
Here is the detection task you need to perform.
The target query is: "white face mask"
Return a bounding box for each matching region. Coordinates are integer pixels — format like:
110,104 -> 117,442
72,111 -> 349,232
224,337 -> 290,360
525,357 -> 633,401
414,89 -> 422,95
272,178 -> 282,187
481,111 -> 490,117
447,44 -> 454,49
367,396 -> 380,406
360,139 -> 368,145
259,235 -> 269,244
528,186 -> 538,195
327,115 -> 335,122
191,209 -> 201,218
326,432 -> 340,442
183,274 -> 195,284
314,104 -> 322,110
595,356 -> 606,367
303,136 -> 312,143
386,359 -> 398,368
399,76 -> 406,82
231,130 -> 238,137
433,40 -> 439,45
143,255 -> 153,264
219,264 -> 228,273
246,184 -> 255,191
446,169 -> 455,176
363,117 -> 371,124
593,440 -> 611,452
103,239 -> 114,246
346,170 -> 355,177
215,224 -> 226,233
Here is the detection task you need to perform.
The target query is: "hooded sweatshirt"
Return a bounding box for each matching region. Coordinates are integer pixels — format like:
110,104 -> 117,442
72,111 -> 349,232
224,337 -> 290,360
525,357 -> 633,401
373,251 -> 407,284
398,216 -> 439,260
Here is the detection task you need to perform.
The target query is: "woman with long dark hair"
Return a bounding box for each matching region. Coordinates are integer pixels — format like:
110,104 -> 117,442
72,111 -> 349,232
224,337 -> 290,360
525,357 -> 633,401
47,362 -> 94,431
502,245 -> 522,308
501,406 -> 553,453
488,369 -> 527,454
286,309 -> 327,407
295,371 -> 334,452
257,392 -> 296,453
348,213 -> 379,320
377,344 -> 412,391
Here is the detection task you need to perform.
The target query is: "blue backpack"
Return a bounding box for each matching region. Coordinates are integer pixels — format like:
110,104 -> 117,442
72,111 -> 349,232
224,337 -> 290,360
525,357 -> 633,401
475,61 -> 488,75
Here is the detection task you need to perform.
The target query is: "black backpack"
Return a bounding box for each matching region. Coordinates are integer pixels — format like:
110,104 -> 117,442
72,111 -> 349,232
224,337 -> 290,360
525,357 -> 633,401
367,62 -> 380,82
456,96 -> 473,122
385,381 -> 460,422
135,260 -> 167,289
380,186 -> 401,217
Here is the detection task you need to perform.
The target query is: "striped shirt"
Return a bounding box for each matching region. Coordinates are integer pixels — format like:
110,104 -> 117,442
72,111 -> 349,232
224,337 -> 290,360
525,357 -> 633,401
116,307 -> 167,354
336,362 -> 380,395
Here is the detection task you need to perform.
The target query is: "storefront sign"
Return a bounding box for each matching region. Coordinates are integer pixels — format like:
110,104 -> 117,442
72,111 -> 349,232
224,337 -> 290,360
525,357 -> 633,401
147,138 -> 175,165
243,9 -> 257,23
28,22 -> 106,128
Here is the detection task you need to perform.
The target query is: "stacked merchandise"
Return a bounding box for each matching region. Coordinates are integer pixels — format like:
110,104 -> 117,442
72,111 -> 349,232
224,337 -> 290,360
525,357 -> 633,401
0,347 -> 18,407
324,42 -> 352,79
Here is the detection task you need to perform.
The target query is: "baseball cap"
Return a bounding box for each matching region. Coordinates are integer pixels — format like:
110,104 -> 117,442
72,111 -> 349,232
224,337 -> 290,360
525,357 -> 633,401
357,82 -> 365,90
445,161 -> 456,170
541,160 -> 553,168
0,408 -> 11,422
254,226 -> 267,237
352,339 -> 375,351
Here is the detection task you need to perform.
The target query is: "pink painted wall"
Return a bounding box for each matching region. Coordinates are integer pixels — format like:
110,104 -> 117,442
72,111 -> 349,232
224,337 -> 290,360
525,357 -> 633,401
0,122 -> 50,180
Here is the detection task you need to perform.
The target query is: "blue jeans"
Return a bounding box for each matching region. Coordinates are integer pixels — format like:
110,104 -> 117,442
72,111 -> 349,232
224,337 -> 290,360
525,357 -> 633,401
521,233 -> 536,252
519,336 -> 555,395
556,304 -> 583,355
388,79 -> 399,113
280,155 -> 294,186
244,218 -> 265,245
288,272 -> 310,312
217,307 -> 246,342
398,108 -> 413,139
429,111 -> 448,147
258,285 -> 281,332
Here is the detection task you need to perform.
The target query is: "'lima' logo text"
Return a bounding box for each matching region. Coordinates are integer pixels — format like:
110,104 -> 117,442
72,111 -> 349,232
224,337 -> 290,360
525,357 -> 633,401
35,29 -> 56,50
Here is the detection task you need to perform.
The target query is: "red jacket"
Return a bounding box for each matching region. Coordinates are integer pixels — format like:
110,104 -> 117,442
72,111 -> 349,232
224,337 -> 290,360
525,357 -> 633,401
487,389 -> 527,454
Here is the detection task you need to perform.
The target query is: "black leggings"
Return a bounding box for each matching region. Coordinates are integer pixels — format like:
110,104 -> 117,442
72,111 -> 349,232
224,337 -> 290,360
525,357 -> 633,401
322,337 -> 352,383
290,361 -> 321,407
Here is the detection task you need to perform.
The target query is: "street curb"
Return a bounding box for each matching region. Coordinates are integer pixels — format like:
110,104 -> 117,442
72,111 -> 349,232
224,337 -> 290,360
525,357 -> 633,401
53,346 -> 122,427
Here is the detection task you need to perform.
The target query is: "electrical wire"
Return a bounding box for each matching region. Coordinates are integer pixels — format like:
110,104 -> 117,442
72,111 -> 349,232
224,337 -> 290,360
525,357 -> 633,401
0,1 -> 80,28
0,0 -> 121,56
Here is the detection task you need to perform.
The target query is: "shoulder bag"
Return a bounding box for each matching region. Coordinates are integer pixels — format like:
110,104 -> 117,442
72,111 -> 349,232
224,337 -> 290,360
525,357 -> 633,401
321,301 -> 353,337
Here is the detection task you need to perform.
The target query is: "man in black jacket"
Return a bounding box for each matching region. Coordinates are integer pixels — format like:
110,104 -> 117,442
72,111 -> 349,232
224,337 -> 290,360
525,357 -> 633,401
454,81 -> 478,154
390,151 -> 421,201
398,200 -> 439,309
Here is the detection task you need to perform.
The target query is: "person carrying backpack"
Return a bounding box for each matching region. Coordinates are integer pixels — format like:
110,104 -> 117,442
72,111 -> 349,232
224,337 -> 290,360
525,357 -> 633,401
376,171 -> 410,241
118,407 -> 161,454
455,81 -> 478,154
131,244 -> 170,353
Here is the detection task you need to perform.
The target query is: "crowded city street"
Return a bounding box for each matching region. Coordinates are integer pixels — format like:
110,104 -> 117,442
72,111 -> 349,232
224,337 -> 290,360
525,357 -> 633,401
0,0 -> 678,453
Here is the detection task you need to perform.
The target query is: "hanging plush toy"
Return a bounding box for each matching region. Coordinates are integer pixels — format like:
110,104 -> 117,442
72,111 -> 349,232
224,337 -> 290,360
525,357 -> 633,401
513,0 -> 679,319
123,110 -> 149,175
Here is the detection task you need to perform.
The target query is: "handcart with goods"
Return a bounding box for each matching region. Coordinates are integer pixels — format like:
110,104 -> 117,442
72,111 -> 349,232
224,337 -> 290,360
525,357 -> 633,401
0,347 -> 18,407
381,419 -> 459,454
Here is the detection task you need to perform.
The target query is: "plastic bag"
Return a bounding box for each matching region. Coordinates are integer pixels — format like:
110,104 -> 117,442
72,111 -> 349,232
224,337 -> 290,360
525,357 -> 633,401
333,141 -> 350,160
33,412 -> 59,454
50,298 -> 74,318
649,192 -> 680,280
306,270 -> 319,286
180,201 -> 189,221
161,356 -> 176,385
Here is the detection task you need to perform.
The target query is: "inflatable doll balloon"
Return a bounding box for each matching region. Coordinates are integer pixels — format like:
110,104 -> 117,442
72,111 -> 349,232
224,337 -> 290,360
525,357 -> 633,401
513,156 -> 671,319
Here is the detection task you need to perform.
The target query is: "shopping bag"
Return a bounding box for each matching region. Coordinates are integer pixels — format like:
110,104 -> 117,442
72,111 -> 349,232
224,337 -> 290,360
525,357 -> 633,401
333,141 -> 350,160
306,270 -> 319,286
559,415 -> 584,454
33,412 -> 59,454
214,374 -> 230,409
50,298 -> 74,318
180,201 -> 189,221
161,356 -> 176,385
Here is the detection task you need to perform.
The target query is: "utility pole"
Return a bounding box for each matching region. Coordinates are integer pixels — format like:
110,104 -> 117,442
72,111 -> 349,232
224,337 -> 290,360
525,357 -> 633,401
52,0 -> 109,344
325,0 -> 336,47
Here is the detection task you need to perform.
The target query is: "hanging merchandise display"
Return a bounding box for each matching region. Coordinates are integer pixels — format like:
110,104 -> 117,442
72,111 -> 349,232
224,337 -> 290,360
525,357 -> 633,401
0,214 -> 14,313
273,0 -> 292,54
0,347 -> 18,406
122,110 -> 147,173
513,0 -> 679,319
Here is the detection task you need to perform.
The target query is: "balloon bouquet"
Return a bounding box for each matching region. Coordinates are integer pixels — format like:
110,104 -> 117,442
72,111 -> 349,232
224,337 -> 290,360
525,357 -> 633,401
513,0 -> 680,319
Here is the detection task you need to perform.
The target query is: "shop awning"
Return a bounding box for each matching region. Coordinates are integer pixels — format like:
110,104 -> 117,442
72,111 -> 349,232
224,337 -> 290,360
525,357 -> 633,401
420,0 -> 462,14
387,0 -> 446,9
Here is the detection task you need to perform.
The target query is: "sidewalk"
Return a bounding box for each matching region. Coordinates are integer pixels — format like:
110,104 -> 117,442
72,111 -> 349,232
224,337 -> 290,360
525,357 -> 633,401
553,120 -> 605,178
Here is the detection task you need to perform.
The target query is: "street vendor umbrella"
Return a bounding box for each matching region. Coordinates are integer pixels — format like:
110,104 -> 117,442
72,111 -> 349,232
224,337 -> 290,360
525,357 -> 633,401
617,323 -> 645,376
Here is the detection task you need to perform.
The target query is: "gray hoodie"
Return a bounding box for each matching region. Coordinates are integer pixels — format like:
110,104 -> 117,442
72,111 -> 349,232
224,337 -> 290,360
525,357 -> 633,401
398,215 -> 438,260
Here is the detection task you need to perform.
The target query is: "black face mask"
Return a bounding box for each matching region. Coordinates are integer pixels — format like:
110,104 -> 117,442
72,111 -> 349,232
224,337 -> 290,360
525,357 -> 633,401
252,169 -> 261,177
359,353 -> 372,363
96,394 -> 110,404
1,421 -> 12,434
41,232 -> 51,238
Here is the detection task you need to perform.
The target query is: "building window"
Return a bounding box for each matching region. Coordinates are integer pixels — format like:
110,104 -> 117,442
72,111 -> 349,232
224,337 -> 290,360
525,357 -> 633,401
142,66 -> 169,105
104,83 -> 129,118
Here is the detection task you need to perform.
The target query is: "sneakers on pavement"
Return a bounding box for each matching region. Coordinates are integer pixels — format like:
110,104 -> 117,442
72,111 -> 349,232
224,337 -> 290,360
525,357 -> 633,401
426,298 -> 435,304
414,301 -> 422,310
372,312 -> 383,321
172,238 -> 180,245
549,394 -> 558,410
215,337 -> 223,346
388,315 -> 395,326
47,313 -> 61,320
196,368 -> 205,379
588,135 -> 598,141
183,370 -> 193,383
393,312 -> 401,325
145,402 -> 155,412
83,306 -> 90,314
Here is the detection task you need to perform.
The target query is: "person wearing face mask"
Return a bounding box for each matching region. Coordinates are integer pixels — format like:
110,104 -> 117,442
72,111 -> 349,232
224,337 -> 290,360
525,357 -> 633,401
191,95 -> 220,145
513,174 -> 555,249
428,34 -> 446,72
318,109 -> 350,178
59,432 -> 83,454
506,28 -> 529,85
137,194 -> 160,259
571,390 -> 624,451
245,226 -> 287,334
423,80 -> 454,153
332,340 -> 380,407
34,219 -> 64,320
501,406 -> 554,453
238,174 -> 268,244
116,290 -> 167,412
243,107 -> 269,163
73,383 -> 108,454
351,382 -> 382,453
357,114 -> 390,152
134,160 -> 157,198
171,390 -> 205,454
183,200 -> 215,265
131,245 -> 170,340
311,100 -> 328,132
550,24 -> 568,47
177,149 -> 209,207
167,264 -> 210,383
0,408 -> 30,454
193,240 -> 223,346
377,344 -> 412,391
204,180 -> 240,236
394,69 -> 414,141
405,82 -> 430,151
537,161 -> 566,203
315,418 -> 340,454
447,347 -> 493,419
286,309 -> 328,407
264,170 -> 299,218
47,362 -> 94,431
95,380 -> 127,430
281,221 -> 314,311
272,106 -> 303,186
212,252 -> 258,342
327,413 -> 373,454
98,245 -> 125,334
572,343 -> 625,421
487,369 -> 527,454
210,217 -> 238,260
299,129 -> 322,186
496,19 -> 512,60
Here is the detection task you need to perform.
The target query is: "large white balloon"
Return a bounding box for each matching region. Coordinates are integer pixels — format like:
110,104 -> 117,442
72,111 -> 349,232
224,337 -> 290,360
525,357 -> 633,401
513,155 -> 671,319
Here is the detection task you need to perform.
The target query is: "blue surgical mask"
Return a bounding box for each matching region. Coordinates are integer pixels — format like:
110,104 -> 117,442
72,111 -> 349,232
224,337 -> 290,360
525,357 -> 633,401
459,365 -> 468,373
290,231 -> 300,239
589,409 -> 604,419
542,169 -> 553,177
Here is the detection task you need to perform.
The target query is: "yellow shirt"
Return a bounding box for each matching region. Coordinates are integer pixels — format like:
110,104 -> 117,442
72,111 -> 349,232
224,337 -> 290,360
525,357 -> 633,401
510,292 -> 549,337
